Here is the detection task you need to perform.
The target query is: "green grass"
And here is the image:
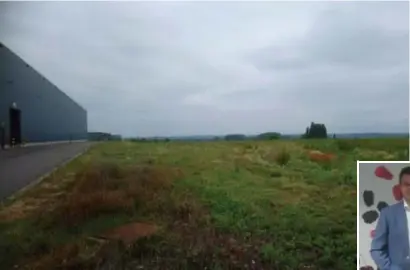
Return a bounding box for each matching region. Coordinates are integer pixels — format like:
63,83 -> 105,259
0,138 -> 407,269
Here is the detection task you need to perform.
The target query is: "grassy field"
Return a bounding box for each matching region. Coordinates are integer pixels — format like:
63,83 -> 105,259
0,138 -> 408,269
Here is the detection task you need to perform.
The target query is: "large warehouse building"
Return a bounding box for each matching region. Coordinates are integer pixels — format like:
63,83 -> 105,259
0,42 -> 87,146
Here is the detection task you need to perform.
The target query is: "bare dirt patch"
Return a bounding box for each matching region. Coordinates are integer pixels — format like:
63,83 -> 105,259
101,222 -> 158,245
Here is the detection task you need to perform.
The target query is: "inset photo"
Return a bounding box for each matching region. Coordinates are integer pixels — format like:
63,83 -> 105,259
358,161 -> 410,270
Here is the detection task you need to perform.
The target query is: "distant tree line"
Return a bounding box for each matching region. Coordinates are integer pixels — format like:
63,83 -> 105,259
129,137 -> 170,142
256,132 -> 281,140
225,134 -> 247,141
127,122 -> 331,142
223,132 -> 281,141
88,132 -> 122,141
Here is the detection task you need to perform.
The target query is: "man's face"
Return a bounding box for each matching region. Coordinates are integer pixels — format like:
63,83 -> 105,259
400,174 -> 410,201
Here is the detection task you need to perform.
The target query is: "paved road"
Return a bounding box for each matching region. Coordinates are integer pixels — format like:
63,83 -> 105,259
0,142 -> 92,200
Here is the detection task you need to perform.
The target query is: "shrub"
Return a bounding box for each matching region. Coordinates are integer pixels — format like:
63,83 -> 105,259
275,149 -> 291,166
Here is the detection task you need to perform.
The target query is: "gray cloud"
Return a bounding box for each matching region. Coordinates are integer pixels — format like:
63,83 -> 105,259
252,2 -> 409,71
0,1 -> 408,136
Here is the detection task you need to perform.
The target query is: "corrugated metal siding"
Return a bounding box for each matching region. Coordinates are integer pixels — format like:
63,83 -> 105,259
0,43 -> 87,143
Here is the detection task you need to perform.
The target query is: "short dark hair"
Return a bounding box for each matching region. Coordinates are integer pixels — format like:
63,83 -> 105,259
399,166 -> 410,184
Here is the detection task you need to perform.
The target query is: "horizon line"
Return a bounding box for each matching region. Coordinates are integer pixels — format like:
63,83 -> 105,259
119,132 -> 409,138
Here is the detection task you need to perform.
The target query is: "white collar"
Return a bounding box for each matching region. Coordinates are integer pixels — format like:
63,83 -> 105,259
404,200 -> 410,210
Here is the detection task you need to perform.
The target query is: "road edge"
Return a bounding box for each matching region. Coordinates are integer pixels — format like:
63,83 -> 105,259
4,143 -> 92,203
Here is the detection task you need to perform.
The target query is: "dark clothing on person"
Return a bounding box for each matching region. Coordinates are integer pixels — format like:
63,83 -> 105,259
0,126 -> 5,150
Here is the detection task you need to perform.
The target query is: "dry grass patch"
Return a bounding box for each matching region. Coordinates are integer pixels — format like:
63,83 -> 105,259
0,198 -> 47,222
55,190 -> 135,227
42,163 -> 179,227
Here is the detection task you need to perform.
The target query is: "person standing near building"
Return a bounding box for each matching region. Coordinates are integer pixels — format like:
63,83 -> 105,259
0,122 -> 5,150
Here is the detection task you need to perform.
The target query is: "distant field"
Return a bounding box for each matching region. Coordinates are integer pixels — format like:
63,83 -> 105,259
0,138 -> 408,269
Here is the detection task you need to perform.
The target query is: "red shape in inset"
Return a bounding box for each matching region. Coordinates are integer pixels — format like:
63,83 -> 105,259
374,166 -> 393,180
370,229 -> 376,238
392,184 -> 403,201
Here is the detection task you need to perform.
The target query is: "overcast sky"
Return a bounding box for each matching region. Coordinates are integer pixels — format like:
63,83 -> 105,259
0,1 -> 408,137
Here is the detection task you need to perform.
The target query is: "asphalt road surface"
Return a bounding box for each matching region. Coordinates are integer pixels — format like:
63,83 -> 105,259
0,142 -> 92,200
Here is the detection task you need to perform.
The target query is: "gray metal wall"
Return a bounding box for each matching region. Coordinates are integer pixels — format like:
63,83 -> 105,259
0,43 -> 87,143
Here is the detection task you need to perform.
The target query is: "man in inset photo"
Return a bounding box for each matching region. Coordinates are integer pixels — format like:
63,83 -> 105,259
371,166 -> 410,270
